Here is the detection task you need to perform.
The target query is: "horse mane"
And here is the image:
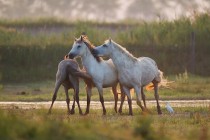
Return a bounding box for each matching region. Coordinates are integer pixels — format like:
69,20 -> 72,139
106,40 -> 138,62
76,35 -> 102,62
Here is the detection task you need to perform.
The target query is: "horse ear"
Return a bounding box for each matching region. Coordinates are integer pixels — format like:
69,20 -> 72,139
80,36 -> 83,41
81,32 -> 86,35
64,55 -> 69,60
109,38 -> 112,43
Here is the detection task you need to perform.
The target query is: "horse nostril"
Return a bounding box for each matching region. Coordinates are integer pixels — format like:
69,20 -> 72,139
69,53 -> 75,59
92,49 -> 98,55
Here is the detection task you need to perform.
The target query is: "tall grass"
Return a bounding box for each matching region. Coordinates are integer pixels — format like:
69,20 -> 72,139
0,107 -> 209,140
0,13 -> 210,83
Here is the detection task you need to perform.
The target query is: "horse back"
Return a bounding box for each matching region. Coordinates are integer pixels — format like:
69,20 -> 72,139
57,59 -> 80,89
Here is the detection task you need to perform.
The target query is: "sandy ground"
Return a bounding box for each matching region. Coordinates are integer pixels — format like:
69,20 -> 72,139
0,100 -> 209,110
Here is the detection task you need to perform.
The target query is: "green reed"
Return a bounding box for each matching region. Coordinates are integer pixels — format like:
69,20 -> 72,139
0,13 -> 210,83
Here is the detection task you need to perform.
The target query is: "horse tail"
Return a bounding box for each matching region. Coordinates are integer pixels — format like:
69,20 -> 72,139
157,70 -> 173,88
145,83 -> 154,91
145,70 -> 172,91
73,71 -> 92,80
156,70 -> 163,83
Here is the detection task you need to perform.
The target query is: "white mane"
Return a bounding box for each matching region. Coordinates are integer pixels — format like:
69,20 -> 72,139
106,40 -> 138,62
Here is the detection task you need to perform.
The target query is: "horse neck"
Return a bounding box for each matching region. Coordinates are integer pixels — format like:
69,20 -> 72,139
110,45 -> 137,69
81,49 -> 99,71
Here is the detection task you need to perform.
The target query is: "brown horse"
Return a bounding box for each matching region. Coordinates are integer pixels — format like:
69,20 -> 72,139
48,56 -> 92,115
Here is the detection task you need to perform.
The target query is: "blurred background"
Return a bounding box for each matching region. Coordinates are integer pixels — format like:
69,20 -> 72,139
1,0 -> 210,21
0,0 -> 210,83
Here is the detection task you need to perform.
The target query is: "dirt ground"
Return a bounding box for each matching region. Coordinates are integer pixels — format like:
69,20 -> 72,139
0,100 -> 209,110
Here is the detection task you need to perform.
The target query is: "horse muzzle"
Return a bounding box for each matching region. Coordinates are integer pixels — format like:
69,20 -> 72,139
68,53 -> 76,59
92,48 -> 99,56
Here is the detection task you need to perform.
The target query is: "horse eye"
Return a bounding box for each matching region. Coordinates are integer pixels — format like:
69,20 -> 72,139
103,44 -> 108,47
77,45 -> 81,49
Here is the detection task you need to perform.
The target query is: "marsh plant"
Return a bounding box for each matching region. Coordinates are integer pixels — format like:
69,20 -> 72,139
1,13 -> 210,82
176,70 -> 189,83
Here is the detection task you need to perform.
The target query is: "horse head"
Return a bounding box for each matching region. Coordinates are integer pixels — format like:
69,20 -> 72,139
68,35 -> 87,59
93,38 -> 113,57
68,34 -> 101,62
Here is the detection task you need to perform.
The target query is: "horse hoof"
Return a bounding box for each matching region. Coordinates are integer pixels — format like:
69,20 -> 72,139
70,110 -> 75,115
141,107 -> 145,112
79,111 -> 83,115
84,111 -> 89,115
129,113 -> 133,116
157,106 -> 162,115
128,111 -> 133,116
158,111 -> 162,115
84,113 -> 89,116
47,111 -> 52,115
103,111 -> 106,115
143,108 -> 151,114
157,107 -> 162,115
118,112 -> 123,115
118,111 -> 123,115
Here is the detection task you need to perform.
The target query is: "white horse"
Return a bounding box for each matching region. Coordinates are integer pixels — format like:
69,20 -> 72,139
68,35 -> 123,115
93,39 -> 163,115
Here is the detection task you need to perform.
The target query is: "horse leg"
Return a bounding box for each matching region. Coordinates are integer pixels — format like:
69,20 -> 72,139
48,80 -> 62,114
85,84 -> 92,115
97,85 -> 106,115
118,84 -> 125,114
122,86 -> 133,115
72,88 -> 83,115
134,86 -> 145,112
64,86 -> 71,115
153,80 -> 162,114
70,94 -> 76,114
112,84 -> 118,113
75,85 -> 83,115
69,76 -> 82,115
141,87 -> 146,108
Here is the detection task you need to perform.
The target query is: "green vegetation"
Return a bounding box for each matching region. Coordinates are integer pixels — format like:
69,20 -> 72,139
0,73 -> 209,101
0,107 -> 209,140
0,13 -> 210,83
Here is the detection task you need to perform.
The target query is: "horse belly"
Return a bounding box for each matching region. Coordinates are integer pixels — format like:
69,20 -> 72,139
118,72 -> 134,88
141,76 -> 154,86
101,64 -> 118,87
141,66 -> 158,85
62,80 -> 73,89
102,73 -> 118,87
